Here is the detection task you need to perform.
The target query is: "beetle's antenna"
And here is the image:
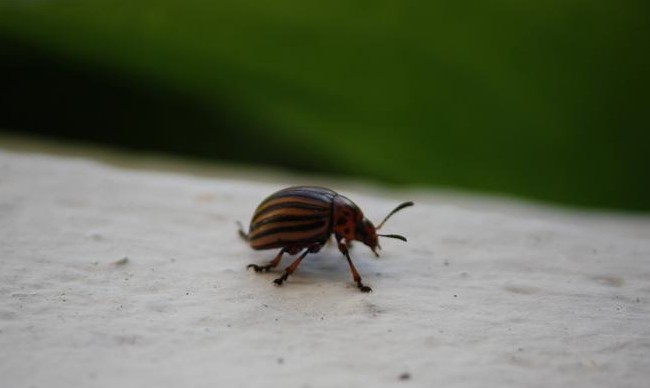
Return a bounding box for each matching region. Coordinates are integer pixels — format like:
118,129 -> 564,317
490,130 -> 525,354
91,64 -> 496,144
376,201 -> 414,230
378,233 -> 407,242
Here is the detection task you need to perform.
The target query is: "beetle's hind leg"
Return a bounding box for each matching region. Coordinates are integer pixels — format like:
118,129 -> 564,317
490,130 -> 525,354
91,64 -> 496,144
237,221 -> 249,241
248,247 -> 289,272
273,243 -> 322,286
247,246 -> 302,273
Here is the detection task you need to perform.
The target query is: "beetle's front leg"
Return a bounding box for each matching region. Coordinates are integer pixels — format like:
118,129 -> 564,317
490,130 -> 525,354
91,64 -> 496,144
336,237 -> 372,292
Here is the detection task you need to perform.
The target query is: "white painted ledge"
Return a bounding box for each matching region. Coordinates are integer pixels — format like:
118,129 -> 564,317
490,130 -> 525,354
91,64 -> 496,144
1,149 -> 649,388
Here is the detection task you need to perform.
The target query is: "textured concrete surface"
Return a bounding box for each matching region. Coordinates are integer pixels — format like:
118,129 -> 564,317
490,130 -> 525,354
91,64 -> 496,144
1,149 -> 649,388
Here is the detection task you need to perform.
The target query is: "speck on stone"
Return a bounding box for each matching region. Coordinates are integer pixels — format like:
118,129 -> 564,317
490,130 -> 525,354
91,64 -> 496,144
399,372 -> 411,381
114,257 -> 129,265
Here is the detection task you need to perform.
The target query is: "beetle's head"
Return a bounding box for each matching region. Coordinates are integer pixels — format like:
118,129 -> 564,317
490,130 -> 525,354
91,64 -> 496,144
356,217 -> 380,255
358,201 -> 414,257
332,196 -> 413,257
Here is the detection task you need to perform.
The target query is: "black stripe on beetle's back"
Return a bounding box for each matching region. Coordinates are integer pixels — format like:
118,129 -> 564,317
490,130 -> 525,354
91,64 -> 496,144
249,220 -> 327,241
251,213 -> 325,230
258,186 -> 337,209
258,187 -> 336,206
253,201 -> 329,220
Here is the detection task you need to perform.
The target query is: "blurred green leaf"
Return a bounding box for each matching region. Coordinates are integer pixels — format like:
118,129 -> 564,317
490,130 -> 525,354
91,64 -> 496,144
1,0 -> 649,210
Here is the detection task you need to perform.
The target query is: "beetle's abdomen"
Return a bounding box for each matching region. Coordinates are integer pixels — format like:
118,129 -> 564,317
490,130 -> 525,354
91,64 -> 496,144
247,187 -> 335,250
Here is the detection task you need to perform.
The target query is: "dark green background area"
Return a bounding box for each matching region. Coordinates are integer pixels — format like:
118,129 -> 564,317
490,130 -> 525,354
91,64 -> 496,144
1,1 -> 649,210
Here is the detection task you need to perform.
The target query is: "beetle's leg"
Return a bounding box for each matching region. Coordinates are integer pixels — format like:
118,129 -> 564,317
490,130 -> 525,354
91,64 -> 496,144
273,243 -> 322,286
337,238 -> 372,292
247,247 -> 291,273
237,221 -> 249,241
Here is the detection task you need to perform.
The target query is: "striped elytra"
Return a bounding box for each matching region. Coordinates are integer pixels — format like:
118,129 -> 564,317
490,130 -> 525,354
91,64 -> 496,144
239,186 -> 413,292
247,186 -> 336,250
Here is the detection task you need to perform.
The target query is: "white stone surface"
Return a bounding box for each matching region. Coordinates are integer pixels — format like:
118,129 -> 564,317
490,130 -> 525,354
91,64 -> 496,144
1,149 -> 649,388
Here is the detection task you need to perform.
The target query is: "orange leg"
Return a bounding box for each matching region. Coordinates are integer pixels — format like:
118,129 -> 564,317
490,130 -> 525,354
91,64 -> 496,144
337,239 -> 372,292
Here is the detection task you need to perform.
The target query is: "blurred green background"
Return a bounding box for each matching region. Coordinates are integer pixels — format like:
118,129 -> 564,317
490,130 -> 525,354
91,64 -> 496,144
1,1 -> 649,210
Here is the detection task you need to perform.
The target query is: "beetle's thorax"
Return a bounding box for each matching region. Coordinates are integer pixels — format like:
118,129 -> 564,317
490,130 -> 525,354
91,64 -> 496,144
331,195 -> 378,250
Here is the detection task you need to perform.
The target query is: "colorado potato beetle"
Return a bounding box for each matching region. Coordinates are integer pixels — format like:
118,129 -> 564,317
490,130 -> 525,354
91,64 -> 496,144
238,186 -> 413,292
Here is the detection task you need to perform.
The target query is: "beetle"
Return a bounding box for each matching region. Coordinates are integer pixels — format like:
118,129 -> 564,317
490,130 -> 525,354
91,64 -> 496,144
238,186 -> 413,292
